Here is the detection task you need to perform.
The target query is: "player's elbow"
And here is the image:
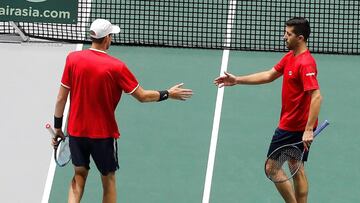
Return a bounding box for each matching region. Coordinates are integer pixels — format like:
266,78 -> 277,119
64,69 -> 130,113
264,72 -> 278,83
315,90 -> 322,100
312,90 -> 323,104
266,76 -> 276,83
264,68 -> 281,83
56,95 -> 67,105
138,98 -> 148,103
263,75 -> 276,84
134,95 -> 147,103
317,94 -> 323,104
131,87 -> 155,103
318,93 -> 323,101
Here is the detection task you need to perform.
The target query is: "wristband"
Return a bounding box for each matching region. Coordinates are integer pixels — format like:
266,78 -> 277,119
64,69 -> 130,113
158,90 -> 169,102
54,116 -> 63,129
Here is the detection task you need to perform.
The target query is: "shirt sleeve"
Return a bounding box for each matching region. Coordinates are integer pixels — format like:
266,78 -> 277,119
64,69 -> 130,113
300,63 -> 319,91
273,53 -> 288,73
114,63 -> 139,94
61,55 -> 71,89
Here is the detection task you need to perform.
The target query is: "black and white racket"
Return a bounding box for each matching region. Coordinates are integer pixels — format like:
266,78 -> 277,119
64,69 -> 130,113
264,120 -> 330,183
46,123 -> 71,167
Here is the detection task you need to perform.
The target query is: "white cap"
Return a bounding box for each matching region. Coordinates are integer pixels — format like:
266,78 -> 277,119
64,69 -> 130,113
89,19 -> 120,39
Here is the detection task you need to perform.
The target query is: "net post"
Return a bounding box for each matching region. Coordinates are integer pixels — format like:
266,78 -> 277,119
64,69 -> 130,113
9,21 -> 29,42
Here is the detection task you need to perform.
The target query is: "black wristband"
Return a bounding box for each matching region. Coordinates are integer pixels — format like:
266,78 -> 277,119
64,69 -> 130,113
54,116 -> 63,129
158,90 -> 169,102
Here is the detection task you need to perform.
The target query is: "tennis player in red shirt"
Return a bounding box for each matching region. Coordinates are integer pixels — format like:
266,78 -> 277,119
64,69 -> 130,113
214,17 -> 322,203
52,19 -> 193,203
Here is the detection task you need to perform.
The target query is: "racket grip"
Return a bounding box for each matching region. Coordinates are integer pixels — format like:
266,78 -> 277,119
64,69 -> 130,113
313,120 -> 330,137
45,123 -> 56,137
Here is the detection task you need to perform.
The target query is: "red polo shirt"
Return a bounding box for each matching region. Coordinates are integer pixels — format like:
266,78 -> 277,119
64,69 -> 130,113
274,50 -> 319,131
61,48 -> 139,138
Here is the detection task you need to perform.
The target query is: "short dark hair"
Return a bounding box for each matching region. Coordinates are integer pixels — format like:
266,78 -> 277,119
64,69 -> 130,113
285,17 -> 311,41
90,36 -> 106,43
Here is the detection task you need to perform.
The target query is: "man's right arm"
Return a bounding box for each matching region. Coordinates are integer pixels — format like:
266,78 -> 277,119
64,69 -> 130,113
52,85 -> 69,146
131,83 -> 193,102
54,85 -> 69,119
236,68 -> 282,85
214,68 -> 282,88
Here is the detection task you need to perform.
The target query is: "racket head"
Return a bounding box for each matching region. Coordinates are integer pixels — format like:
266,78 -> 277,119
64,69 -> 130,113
54,135 -> 71,167
45,123 -> 71,167
265,145 -> 303,183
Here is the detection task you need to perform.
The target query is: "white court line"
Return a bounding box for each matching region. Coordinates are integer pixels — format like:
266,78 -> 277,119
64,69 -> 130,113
202,1 -> 237,203
41,43 -> 83,203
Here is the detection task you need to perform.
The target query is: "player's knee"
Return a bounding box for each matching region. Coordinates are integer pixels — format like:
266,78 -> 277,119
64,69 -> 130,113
71,168 -> 88,191
295,187 -> 309,201
298,189 -> 308,198
74,167 -> 89,179
265,163 -> 271,174
71,175 -> 86,194
101,172 -> 116,191
293,167 -> 306,180
293,169 -> 309,198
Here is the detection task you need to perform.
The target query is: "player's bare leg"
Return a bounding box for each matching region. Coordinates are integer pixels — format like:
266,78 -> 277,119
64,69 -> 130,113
101,172 -> 117,203
274,178 -> 297,203
293,165 -> 308,203
266,160 -> 297,203
68,166 -> 89,203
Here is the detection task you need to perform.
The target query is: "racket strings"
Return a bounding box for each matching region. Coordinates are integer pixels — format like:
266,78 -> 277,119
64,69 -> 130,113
266,147 -> 303,182
55,137 -> 71,166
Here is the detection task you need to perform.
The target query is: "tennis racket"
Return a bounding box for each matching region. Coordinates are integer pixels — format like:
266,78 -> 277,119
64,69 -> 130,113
264,120 -> 330,183
45,123 -> 71,167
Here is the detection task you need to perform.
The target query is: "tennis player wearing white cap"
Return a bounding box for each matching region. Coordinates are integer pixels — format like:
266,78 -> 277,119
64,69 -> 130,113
52,19 -> 193,203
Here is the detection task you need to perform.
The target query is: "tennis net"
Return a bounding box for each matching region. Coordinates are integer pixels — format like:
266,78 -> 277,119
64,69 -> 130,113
1,0 -> 359,54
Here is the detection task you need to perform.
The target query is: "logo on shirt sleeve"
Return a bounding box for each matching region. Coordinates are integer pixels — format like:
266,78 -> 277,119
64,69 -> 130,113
305,72 -> 315,76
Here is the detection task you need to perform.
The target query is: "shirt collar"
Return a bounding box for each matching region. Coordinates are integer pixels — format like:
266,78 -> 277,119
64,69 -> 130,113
89,48 -> 107,54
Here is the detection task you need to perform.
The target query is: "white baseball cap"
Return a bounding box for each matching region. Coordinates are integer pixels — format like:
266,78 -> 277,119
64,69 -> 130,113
89,19 -> 120,39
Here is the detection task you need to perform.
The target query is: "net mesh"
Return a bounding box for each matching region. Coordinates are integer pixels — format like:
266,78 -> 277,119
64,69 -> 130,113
1,0 -> 359,54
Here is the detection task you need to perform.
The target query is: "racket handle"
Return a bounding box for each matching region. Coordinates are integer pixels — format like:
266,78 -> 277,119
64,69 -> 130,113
45,123 -> 56,137
314,120 -> 330,137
